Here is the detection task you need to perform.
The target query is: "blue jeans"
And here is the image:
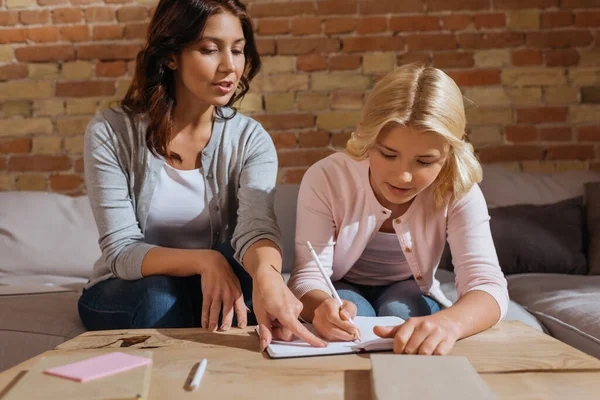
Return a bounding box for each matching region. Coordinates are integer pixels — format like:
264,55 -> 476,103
78,242 -> 255,330
333,277 -> 441,319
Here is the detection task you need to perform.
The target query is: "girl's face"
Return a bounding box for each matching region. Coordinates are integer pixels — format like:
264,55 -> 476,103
368,125 -> 450,209
170,12 -> 246,107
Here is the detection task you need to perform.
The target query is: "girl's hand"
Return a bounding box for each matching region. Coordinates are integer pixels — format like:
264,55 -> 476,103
313,298 -> 360,341
373,314 -> 462,355
199,251 -> 247,332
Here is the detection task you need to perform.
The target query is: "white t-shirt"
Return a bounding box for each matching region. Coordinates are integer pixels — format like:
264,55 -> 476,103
145,163 -> 212,249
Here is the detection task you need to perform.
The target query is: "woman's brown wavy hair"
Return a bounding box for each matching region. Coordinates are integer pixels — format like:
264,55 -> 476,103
121,0 -> 261,161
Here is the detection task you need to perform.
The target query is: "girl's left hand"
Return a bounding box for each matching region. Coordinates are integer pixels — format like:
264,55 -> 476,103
373,314 -> 462,356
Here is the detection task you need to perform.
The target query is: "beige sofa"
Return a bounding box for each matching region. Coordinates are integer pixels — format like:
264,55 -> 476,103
1,166 -> 599,372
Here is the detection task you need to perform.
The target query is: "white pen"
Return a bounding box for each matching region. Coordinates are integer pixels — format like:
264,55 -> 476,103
189,358 -> 207,391
306,241 -> 361,342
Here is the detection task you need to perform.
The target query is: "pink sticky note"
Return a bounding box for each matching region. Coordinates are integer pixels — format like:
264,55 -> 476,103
44,352 -> 152,383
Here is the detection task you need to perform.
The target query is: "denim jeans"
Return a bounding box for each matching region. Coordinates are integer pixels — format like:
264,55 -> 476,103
333,277 -> 441,320
78,242 -> 255,330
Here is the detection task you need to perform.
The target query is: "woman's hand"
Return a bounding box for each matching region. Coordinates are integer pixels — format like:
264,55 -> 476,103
198,251 -> 247,332
374,314 -> 462,355
313,298 -> 360,341
252,266 -> 327,351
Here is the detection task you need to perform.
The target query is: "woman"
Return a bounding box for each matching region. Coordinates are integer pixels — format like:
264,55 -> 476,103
288,64 -> 508,355
79,0 -> 323,351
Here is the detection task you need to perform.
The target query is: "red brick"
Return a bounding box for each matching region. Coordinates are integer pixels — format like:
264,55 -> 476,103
15,45 -> 75,62
332,131 -> 352,147
56,81 -> 116,97
541,11 -> 572,28
427,0 -> 488,11
19,10 -> 50,25
447,69 -> 501,86
329,54 -> 361,70
433,52 -> 474,68
297,54 -> 327,71
38,0 -> 68,4
325,17 -> 356,34
474,13 -> 506,29
512,49 -> 543,66
52,8 -> 82,24
0,11 -> 19,26
494,0 -> 558,9
358,0 -> 422,14
0,138 -> 31,154
124,22 -> 148,39
0,28 -> 27,44
406,34 -> 456,50
256,39 -> 276,55
72,0 -> 103,3
562,0 -> 600,6
291,17 -> 321,36
545,49 -> 579,67
271,132 -> 297,149
516,107 -> 568,123
283,168 -> 308,184
390,16 -> 440,32
575,11 -> 600,28
577,126 -> 600,142
459,32 -> 524,49
60,25 -> 90,42
105,0 -> 134,3
76,44 -> 142,60
442,15 -> 472,30
477,145 -> 545,162
258,19 -> 289,35
254,113 -> 315,130
74,157 -> 84,172
546,145 -> 594,160
84,7 -> 115,22
278,148 -> 334,167
342,36 -> 404,52
251,2 -> 315,18
50,174 -> 83,191
9,155 -> 71,172
277,38 -> 339,55
505,126 -> 538,143
317,0 -> 356,15
540,126 -> 572,141
93,25 -> 123,40
0,63 -> 28,81
526,31 -> 593,49
299,130 -> 330,148
397,53 -> 431,67
33,24 -> 63,43
116,6 -> 147,22
96,61 -> 126,77
356,17 -> 386,34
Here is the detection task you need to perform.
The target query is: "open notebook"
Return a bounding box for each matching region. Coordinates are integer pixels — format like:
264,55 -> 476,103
263,316 -> 404,359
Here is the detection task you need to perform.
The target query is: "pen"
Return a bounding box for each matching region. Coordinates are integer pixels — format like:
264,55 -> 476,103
189,358 -> 207,391
306,241 -> 361,342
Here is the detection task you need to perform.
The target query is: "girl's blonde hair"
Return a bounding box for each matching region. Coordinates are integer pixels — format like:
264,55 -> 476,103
346,63 -> 482,208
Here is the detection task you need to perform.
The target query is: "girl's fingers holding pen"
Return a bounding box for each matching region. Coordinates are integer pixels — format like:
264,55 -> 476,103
340,300 -> 358,319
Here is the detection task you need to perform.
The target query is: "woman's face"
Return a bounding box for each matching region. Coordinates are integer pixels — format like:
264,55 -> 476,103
368,125 -> 450,209
170,12 -> 246,107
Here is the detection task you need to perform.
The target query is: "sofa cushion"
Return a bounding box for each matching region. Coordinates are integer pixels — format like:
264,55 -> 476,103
480,165 -> 600,208
506,273 -> 600,359
488,197 -> 587,275
0,192 -> 100,278
585,182 -> 600,275
435,269 -> 545,332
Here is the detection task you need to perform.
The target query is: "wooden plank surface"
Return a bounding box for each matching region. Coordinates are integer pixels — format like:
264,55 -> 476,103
1,321 -> 599,400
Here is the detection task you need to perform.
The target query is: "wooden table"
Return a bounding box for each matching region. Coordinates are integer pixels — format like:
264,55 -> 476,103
1,321 -> 599,399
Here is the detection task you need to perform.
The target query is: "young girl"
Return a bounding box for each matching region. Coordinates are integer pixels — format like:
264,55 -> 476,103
288,64 -> 508,355
79,0 -> 323,350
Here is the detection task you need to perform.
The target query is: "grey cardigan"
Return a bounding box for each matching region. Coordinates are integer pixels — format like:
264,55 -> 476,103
84,107 -> 281,288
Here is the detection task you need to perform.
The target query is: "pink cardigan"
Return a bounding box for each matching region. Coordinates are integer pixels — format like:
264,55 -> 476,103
288,152 -> 509,321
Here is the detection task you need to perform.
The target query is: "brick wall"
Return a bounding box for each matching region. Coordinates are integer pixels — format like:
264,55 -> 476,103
1,0 -> 599,194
